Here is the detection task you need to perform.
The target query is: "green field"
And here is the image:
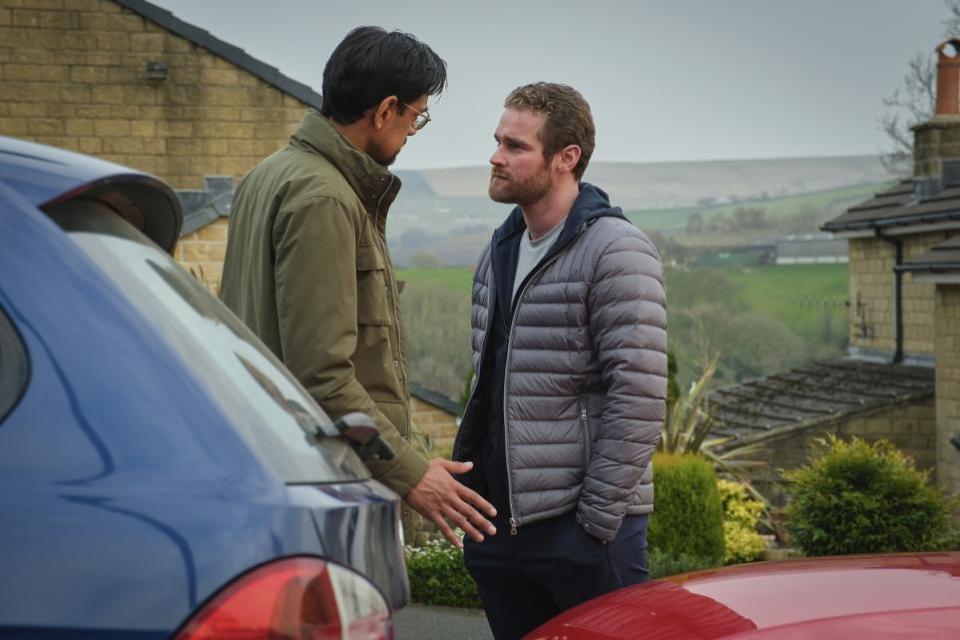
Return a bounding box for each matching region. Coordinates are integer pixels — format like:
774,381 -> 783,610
725,264 -> 848,342
397,267 -> 473,291
626,182 -> 890,232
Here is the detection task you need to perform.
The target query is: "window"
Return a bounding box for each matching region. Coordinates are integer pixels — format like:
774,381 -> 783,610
54,201 -> 369,484
0,305 -> 27,425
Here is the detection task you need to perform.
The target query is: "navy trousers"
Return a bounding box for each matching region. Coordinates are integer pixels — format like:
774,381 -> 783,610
464,512 -> 649,640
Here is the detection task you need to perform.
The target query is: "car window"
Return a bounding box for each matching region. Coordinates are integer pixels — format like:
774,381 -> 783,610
0,305 -> 28,425
54,201 -> 370,484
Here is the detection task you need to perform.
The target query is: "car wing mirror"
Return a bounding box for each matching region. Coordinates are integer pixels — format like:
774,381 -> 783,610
332,412 -> 395,462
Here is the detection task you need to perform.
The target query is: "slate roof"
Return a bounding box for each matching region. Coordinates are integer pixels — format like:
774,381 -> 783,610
178,176 -> 235,235
113,0 -> 323,110
410,383 -> 462,416
822,159 -> 960,232
707,359 -> 934,450
899,235 -> 960,274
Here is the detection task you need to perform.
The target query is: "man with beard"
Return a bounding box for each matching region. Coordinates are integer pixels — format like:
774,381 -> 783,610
220,27 -> 496,548
454,83 -> 667,639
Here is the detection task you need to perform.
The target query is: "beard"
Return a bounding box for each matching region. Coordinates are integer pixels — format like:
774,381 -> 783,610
379,152 -> 398,167
488,164 -> 552,205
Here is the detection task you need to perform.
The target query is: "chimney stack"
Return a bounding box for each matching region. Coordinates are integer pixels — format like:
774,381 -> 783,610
935,40 -> 960,115
913,40 -> 960,178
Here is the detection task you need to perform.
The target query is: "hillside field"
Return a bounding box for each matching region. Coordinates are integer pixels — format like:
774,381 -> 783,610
726,264 -> 848,342
626,182 -> 889,233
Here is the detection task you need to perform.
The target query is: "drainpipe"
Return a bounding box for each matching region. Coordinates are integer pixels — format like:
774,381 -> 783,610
877,230 -> 904,364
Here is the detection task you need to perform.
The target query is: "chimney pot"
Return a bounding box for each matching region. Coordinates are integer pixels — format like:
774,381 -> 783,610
935,40 -> 960,115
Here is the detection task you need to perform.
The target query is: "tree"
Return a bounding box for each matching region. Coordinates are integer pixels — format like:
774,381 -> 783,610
880,1 -> 960,175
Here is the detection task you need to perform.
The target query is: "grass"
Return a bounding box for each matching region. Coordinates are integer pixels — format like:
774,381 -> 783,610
397,267 -> 473,292
726,263 -> 848,341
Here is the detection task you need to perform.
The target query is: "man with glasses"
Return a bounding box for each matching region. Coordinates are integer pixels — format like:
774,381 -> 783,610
221,27 -> 496,548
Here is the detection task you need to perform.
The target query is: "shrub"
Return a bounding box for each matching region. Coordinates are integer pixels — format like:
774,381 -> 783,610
718,479 -> 767,564
649,452 -> 725,565
648,548 -> 716,579
406,538 -> 482,608
785,435 -> 957,556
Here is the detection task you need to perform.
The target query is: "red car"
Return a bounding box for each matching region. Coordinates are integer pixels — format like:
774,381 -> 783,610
526,553 -> 960,639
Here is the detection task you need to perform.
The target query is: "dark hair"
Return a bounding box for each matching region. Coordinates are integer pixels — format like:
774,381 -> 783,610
504,82 -> 595,180
321,26 -> 447,124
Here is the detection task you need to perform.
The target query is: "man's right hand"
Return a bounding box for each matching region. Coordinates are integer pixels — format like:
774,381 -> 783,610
404,458 -> 497,548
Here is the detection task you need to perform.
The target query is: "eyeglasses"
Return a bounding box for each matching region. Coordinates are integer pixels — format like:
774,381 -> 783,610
403,102 -> 431,131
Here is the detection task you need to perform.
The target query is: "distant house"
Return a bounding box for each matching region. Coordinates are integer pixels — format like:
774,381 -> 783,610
709,40 -> 960,504
0,0 -> 321,292
775,233 -> 848,265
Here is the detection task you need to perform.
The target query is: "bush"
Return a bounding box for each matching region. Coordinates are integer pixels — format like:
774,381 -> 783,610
649,452 -> 725,565
648,548 -> 716,579
785,435 -> 957,556
718,479 -> 767,564
406,538 -> 482,608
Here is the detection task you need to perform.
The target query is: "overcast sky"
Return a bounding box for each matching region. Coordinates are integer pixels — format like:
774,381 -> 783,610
152,0 -> 949,170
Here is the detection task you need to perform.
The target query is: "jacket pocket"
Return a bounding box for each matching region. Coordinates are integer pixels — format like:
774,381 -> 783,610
579,400 -> 592,466
356,244 -> 391,326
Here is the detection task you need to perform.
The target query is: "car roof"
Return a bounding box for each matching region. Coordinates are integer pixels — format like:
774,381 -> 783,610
0,135 -> 182,253
527,553 -> 960,639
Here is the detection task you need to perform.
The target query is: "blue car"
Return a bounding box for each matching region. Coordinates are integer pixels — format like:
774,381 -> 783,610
0,136 -> 408,639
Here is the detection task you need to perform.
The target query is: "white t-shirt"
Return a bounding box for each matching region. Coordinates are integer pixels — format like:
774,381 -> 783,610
512,218 -> 567,303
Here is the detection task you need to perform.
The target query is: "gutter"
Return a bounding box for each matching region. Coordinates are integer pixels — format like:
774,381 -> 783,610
823,210 -> 960,233
876,229 -> 904,364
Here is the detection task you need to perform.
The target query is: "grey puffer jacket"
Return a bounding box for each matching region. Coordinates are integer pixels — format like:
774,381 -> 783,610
455,184 -> 667,542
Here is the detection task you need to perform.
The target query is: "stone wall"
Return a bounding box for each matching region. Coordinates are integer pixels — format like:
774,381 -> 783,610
935,285 -> 960,496
913,117 -> 960,178
411,396 -> 458,459
0,0 -> 305,190
752,399 -> 937,505
848,232 -> 949,357
174,218 -> 228,293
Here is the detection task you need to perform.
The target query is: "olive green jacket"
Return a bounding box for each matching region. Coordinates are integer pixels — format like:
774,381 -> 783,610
219,109 -> 428,495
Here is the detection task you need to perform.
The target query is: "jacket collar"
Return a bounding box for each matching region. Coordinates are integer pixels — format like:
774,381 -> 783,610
492,182 -> 627,250
489,182 -> 628,324
290,109 -> 401,215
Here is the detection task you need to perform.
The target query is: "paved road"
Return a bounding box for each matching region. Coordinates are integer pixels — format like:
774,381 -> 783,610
394,604 -> 494,640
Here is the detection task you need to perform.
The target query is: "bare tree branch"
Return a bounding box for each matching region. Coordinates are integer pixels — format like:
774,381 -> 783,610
878,0 -> 960,176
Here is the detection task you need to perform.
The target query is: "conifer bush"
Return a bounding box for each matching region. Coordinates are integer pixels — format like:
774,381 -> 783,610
785,436 -> 956,556
648,452 -> 726,565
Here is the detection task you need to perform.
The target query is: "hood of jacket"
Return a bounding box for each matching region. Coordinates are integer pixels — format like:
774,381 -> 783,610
492,182 -> 628,255
490,182 -> 627,322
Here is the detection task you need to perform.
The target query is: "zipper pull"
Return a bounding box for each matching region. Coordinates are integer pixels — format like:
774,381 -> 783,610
509,517 -> 518,535
580,406 -> 588,421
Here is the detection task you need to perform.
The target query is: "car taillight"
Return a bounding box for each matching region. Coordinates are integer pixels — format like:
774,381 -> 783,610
174,557 -> 392,640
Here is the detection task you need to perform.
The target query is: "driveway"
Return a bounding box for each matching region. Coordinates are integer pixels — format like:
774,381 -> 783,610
394,604 -> 493,639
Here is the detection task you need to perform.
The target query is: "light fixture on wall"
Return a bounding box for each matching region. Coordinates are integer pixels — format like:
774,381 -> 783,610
145,61 -> 167,80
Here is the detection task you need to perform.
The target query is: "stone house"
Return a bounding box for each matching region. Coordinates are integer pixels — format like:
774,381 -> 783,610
710,40 -> 960,504
410,384 -> 462,459
0,0 -> 320,292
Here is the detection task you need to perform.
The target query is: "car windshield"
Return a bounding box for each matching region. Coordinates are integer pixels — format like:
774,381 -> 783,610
59,202 -> 370,484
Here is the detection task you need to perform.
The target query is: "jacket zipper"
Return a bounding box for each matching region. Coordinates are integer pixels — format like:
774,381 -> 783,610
503,246 -> 571,535
580,401 -> 591,466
